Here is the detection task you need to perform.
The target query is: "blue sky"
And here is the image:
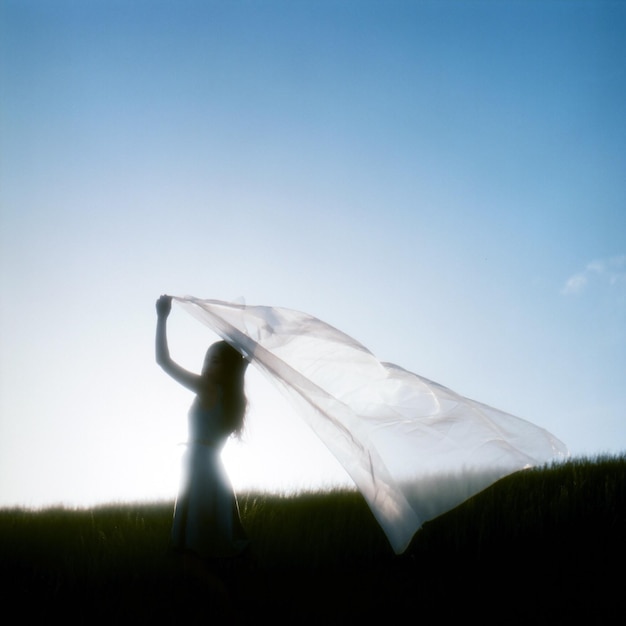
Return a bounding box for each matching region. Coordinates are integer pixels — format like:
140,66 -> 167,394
1,0 -> 624,508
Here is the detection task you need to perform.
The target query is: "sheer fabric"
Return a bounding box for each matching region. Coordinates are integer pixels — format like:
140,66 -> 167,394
174,297 -> 569,553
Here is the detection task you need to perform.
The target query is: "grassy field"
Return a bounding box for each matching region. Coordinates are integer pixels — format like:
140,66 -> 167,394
1,454 -> 624,624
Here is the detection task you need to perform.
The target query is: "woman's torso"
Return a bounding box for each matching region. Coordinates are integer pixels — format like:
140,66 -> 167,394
187,390 -> 230,448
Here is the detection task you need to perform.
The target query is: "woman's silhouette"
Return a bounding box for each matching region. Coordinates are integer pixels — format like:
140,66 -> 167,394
155,294 -> 250,584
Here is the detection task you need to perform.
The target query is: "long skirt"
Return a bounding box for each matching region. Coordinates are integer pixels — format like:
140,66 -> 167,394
171,443 -> 249,559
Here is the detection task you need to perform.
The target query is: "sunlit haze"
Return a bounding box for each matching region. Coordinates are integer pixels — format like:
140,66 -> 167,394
1,0 -> 624,509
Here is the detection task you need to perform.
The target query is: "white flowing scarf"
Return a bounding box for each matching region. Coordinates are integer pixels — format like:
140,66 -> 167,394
173,296 -> 569,553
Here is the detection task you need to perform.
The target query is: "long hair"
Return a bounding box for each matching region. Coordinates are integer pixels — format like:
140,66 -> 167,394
212,340 -> 248,437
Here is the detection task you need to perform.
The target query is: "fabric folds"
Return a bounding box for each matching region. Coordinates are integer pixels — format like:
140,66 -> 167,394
173,296 -> 569,553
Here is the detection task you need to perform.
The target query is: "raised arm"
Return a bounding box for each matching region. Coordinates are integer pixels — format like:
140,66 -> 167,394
155,295 -> 202,393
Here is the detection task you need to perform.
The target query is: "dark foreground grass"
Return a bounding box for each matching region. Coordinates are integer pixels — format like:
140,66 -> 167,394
1,454 -> 624,624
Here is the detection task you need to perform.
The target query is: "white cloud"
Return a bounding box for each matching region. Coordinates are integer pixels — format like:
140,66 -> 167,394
561,273 -> 588,295
561,255 -> 626,295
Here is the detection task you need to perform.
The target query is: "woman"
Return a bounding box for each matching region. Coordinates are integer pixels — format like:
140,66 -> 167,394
155,294 -> 250,571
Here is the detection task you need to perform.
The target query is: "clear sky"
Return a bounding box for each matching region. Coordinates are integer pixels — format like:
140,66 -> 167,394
1,0 -> 624,508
